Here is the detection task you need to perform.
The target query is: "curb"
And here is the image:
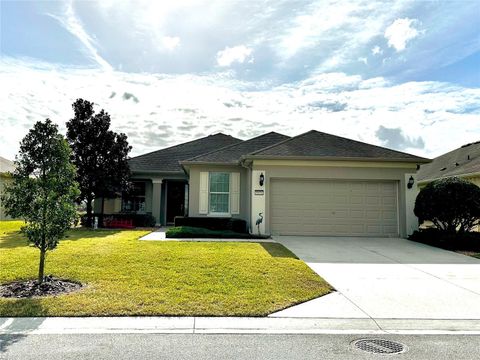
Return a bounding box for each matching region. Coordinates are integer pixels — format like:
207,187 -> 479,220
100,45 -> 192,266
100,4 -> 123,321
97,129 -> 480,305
1,317 -> 480,335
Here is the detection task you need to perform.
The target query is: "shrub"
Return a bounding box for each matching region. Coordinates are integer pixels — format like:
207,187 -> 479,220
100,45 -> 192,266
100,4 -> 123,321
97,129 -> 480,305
174,217 -> 248,233
166,226 -> 268,239
409,228 -> 480,251
414,177 -> 480,233
81,213 -> 156,228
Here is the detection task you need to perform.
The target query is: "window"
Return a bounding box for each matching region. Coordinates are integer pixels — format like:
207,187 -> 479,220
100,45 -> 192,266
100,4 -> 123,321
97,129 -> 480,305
122,182 -> 146,213
209,172 -> 230,213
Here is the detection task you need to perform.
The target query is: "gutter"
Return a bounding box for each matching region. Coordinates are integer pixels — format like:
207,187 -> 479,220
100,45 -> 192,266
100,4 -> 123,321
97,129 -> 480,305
418,171 -> 480,185
240,155 -> 431,164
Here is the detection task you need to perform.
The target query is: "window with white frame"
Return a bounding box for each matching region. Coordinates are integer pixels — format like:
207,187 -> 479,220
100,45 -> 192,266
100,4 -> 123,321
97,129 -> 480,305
209,172 -> 230,213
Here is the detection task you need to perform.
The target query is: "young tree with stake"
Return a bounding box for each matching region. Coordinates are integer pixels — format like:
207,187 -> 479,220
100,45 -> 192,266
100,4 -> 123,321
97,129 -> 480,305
2,119 -> 79,284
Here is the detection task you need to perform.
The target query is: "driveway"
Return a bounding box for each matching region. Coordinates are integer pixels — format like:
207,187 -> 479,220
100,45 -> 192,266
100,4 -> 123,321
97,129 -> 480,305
273,236 -> 480,319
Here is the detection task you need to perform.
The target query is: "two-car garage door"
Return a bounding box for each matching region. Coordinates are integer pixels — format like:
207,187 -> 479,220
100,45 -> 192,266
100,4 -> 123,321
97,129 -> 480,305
270,179 -> 399,237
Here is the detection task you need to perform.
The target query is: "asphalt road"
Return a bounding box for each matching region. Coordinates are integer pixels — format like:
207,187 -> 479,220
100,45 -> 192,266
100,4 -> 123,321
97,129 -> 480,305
1,333 -> 479,360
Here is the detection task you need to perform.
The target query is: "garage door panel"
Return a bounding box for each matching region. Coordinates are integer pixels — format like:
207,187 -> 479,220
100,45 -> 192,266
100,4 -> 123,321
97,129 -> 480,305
270,179 -> 398,237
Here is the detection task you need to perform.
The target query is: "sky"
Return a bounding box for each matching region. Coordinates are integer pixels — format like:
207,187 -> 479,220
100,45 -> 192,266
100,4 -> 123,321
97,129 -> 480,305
0,0 -> 479,161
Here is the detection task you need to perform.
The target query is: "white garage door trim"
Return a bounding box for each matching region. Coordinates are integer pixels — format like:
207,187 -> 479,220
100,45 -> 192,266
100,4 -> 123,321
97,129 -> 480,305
270,178 -> 399,237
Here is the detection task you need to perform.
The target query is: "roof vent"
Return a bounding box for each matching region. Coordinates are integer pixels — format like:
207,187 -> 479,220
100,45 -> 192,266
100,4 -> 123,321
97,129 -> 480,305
440,167 -> 447,171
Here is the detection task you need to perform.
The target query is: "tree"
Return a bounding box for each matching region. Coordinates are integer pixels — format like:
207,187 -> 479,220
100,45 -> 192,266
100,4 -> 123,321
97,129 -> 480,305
414,177 -> 480,233
2,119 -> 79,284
66,99 -> 132,227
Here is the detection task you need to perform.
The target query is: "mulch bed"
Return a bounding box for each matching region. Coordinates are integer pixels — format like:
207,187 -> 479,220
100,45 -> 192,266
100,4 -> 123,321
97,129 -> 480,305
0,276 -> 83,298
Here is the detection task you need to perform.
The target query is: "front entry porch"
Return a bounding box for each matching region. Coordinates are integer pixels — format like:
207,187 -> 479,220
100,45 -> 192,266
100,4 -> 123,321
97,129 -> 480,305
151,178 -> 188,226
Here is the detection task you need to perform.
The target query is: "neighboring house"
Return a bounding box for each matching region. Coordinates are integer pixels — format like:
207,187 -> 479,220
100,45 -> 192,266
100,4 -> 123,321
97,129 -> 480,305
0,156 -> 15,220
418,141 -> 480,187
99,130 -> 430,237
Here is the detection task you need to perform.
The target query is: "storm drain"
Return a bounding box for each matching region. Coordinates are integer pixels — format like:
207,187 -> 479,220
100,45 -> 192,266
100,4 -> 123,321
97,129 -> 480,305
352,339 -> 407,355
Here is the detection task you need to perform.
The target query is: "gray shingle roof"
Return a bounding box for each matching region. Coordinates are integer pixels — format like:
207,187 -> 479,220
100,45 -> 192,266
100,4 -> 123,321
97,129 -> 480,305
184,132 -> 290,164
418,141 -> 480,182
129,133 -> 242,173
247,130 -> 430,162
0,156 -> 15,174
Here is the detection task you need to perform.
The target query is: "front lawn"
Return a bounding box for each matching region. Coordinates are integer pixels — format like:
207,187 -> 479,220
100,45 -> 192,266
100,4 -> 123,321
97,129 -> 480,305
0,221 -> 331,316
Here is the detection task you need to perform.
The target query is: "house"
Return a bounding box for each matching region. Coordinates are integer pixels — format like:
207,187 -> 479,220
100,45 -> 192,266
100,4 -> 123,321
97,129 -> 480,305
98,130 -> 430,237
0,156 -> 15,220
418,141 -> 480,187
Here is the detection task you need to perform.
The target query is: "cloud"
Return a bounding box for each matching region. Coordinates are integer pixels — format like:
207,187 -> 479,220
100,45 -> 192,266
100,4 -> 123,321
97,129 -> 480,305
122,92 -> 139,103
371,45 -> 383,55
384,18 -> 421,52
1,57 -> 479,162
376,126 -> 425,150
162,36 -> 180,50
358,57 -> 368,65
216,45 -> 253,67
48,1 -> 112,71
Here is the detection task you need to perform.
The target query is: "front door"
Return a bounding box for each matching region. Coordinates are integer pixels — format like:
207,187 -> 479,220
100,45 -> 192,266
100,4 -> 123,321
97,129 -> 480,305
166,181 -> 186,224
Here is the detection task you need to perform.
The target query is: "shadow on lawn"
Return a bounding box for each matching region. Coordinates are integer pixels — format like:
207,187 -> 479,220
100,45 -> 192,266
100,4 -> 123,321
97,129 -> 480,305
0,228 -> 123,249
0,231 -> 29,249
0,299 -> 45,354
259,242 -> 298,259
63,228 -> 122,241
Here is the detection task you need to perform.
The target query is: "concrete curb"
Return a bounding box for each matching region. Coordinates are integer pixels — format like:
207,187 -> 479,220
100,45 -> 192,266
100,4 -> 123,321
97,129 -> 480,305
1,317 -> 480,335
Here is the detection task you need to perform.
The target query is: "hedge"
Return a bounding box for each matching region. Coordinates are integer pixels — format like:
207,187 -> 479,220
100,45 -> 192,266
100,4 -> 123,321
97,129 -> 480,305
174,216 -> 248,234
408,228 -> 480,251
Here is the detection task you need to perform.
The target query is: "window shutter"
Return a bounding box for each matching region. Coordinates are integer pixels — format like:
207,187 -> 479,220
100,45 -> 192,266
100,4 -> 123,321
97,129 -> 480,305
199,172 -> 209,214
230,172 -> 240,215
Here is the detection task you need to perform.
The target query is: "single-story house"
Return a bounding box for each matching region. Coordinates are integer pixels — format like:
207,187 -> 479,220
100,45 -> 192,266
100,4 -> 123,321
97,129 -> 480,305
97,130 -> 430,237
0,156 -> 15,220
418,141 -> 480,187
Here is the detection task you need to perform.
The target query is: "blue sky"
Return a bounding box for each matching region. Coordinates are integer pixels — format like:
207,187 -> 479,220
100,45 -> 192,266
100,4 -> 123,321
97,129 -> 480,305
1,0 -> 479,160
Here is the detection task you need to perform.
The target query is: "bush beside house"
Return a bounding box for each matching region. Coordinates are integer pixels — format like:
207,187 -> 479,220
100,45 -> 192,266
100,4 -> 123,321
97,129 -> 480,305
411,177 -> 480,252
174,216 -> 248,233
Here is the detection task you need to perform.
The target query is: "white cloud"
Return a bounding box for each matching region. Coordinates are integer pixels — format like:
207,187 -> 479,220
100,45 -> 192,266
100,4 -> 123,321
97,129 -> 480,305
371,45 -> 383,55
358,57 -> 368,65
216,45 -> 253,67
162,36 -> 180,50
48,1 -> 112,71
384,18 -> 420,52
1,58 -> 479,162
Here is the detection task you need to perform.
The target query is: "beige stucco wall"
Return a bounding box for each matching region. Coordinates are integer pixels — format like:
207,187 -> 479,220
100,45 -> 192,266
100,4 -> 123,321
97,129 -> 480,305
250,160 -> 419,238
465,176 -> 480,187
0,175 -> 12,220
188,165 -> 250,222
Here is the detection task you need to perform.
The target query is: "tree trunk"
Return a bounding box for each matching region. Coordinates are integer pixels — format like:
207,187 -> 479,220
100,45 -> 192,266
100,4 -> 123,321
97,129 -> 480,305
86,196 -> 93,228
38,249 -> 46,284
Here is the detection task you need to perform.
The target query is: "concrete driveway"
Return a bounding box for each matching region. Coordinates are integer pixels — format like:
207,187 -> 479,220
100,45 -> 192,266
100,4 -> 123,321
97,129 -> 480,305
272,236 -> 480,320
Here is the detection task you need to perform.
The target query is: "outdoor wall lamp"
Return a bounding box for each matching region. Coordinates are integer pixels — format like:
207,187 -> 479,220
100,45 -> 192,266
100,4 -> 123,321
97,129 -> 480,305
259,173 -> 265,187
407,176 -> 415,189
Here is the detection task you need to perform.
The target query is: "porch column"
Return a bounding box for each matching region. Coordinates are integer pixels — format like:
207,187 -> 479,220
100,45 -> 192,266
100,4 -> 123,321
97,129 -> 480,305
152,178 -> 163,226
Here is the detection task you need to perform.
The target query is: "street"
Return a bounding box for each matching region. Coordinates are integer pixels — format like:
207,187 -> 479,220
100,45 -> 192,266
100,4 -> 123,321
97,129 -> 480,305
1,333 -> 479,360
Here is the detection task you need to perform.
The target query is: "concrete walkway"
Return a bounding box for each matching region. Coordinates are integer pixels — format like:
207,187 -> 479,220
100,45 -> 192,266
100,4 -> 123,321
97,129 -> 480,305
1,316 -> 480,335
274,236 -> 480,320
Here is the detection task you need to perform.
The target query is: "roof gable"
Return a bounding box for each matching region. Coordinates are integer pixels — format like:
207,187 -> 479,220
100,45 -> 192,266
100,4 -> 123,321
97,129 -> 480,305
184,132 -> 290,164
129,133 -> 242,172
418,141 -> 480,181
248,130 -> 429,162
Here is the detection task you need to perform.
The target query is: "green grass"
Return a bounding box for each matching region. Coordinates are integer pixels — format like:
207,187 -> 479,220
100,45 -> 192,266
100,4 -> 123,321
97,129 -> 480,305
166,226 -> 267,239
0,221 -> 331,316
